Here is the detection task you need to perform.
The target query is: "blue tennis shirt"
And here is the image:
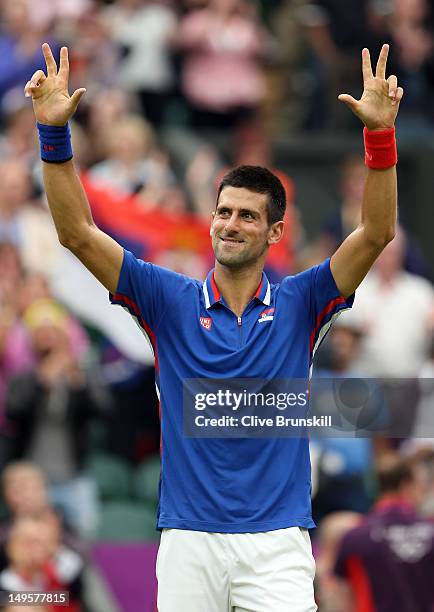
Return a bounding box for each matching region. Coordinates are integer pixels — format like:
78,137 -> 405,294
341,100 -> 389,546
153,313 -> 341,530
110,249 -> 353,533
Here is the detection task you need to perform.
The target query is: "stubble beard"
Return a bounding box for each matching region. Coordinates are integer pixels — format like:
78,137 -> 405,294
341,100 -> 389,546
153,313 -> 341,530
213,237 -> 268,270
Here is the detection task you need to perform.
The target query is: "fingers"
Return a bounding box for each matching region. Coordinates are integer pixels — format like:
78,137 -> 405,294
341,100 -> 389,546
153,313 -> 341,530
24,70 -> 46,97
394,86 -> 404,106
338,93 -> 359,112
387,75 -> 404,105
387,74 -> 398,98
375,43 -> 389,80
70,88 -> 87,112
362,48 -> 373,84
42,42 -> 57,77
58,46 -> 69,82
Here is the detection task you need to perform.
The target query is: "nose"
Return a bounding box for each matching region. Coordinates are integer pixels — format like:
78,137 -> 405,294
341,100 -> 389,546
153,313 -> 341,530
224,212 -> 241,234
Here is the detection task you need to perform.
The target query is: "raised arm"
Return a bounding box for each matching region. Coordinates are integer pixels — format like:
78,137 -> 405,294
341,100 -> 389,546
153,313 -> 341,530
330,44 -> 404,298
24,43 -> 123,294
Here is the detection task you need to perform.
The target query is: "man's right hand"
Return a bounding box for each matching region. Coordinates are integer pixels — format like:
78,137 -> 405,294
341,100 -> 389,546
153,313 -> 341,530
24,43 -> 86,126
24,42 -> 123,295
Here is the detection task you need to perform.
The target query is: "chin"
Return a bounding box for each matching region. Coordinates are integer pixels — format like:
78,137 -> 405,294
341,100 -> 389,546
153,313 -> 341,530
215,253 -> 251,269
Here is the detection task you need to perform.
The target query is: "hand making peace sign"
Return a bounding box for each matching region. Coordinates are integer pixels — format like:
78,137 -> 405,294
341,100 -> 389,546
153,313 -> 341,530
338,44 -> 404,130
24,43 -> 86,126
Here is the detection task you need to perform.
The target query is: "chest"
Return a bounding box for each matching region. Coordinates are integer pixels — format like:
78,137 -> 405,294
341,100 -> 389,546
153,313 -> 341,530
157,293 -> 311,378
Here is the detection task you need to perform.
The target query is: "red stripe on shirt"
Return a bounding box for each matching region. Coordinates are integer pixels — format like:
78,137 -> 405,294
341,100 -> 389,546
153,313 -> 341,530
309,296 -> 346,354
211,274 -> 263,302
211,273 -> 221,302
346,555 -> 376,612
112,292 -> 159,372
254,277 -> 263,298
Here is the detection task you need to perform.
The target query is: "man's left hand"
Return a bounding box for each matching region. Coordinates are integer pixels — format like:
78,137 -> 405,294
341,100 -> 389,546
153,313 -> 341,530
338,44 -> 404,130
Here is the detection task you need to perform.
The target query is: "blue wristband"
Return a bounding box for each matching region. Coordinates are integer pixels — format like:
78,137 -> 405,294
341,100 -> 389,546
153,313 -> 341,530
37,122 -> 73,163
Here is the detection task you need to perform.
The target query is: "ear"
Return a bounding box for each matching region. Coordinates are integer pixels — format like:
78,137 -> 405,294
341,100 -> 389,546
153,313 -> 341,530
267,220 -> 284,246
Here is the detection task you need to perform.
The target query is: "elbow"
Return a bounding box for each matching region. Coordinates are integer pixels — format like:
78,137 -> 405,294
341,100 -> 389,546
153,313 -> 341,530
364,226 -> 396,251
378,229 -> 396,249
58,228 -> 92,254
58,233 -> 78,251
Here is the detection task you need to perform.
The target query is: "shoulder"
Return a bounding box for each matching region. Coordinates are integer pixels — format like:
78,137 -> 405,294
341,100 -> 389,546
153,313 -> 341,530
401,272 -> 434,298
146,3 -> 177,24
120,249 -> 199,291
280,259 -> 333,292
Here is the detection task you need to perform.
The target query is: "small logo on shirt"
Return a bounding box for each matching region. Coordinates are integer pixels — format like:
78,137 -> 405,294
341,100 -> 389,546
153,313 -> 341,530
200,317 -> 212,330
258,308 -> 275,323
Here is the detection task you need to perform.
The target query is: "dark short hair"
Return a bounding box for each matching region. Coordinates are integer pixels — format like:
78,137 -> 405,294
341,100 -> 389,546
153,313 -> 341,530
216,165 -> 286,225
377,457 -> 414,494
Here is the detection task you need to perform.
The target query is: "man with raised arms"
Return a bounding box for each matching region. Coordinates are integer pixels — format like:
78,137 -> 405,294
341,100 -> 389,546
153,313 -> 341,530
25,43 -> 402,611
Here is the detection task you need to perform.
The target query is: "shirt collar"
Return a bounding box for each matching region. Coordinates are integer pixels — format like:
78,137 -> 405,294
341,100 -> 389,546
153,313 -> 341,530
202,270 -> 271,309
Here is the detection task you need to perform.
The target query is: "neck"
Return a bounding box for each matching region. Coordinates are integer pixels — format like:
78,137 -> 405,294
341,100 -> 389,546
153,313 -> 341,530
14,565 -> 40,583
214,260 -> 264,317
377,269 -> 399,286
375,492 -> 415,510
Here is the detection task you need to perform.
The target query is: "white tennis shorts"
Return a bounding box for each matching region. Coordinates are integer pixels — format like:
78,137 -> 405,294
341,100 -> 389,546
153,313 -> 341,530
156,527 -> 317,611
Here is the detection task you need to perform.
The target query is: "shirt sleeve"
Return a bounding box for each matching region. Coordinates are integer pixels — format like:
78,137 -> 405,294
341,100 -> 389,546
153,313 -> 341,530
295,258 -> 355,361
109,248 -> 187,335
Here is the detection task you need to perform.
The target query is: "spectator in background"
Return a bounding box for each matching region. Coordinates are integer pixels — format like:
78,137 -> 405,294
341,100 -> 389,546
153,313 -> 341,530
0,515 -> 83,611
400,345 -> 434,453
318,155 -> 365,258
388,0 -> 434,130
0,158 -> 60,276
333,455 -> 434,612
89,114 -> 177,202
315,154 -> 430,276
0,102 -> 37,162
342,228 -> 434,377
1,462 -> 53,525
0,462 -> 88,564
66,8 -> 119,94
0,242 -> 22,308
0,303 -> 32,467
311,319 -> 374,522
175,0 -> 270,132
12,269 -> 89,367
0,0 -> 59,117
0,517 -> 56,593
267,0 -> 312,133
314,511 -> 362,612
84,87 -> 131,165
418,449 -> 434,518
6,299 -> 106,537
299,0 -> 386,129
103,0 -> 177,127
24,0 -> 91,32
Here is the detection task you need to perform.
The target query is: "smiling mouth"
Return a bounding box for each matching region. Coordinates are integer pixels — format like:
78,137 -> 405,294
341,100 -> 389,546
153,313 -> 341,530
220,237 -> 244,244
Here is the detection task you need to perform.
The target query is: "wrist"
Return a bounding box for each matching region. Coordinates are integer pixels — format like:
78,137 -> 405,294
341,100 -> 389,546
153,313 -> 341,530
366,125 -> 394,131
363,126 -> 397,169
36,122 -> 73,164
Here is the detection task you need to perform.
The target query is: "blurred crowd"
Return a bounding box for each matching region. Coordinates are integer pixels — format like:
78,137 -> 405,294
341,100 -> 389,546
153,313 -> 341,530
1,0 -> 434,610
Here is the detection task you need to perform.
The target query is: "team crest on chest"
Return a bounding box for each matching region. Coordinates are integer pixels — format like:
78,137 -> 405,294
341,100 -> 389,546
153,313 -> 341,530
258,308 -> 275,323
200,316 -> 212,330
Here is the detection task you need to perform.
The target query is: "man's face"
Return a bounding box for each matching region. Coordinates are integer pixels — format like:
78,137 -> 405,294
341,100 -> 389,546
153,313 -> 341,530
211,187 -> 280,269
4,468 -> 48,515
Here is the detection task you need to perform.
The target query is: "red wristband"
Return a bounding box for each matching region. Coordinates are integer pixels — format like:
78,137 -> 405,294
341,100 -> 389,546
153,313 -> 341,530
363,127 -> 397,169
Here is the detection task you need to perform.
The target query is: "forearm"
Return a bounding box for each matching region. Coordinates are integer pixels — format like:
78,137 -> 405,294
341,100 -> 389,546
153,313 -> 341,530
360,166 -> 397,247
43,160 -> 95,248
330,44 -> 403,297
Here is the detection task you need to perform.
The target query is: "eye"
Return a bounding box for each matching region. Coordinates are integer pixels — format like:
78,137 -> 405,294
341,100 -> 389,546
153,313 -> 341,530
242,212 -> 254,220
217,209 -> 230,218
